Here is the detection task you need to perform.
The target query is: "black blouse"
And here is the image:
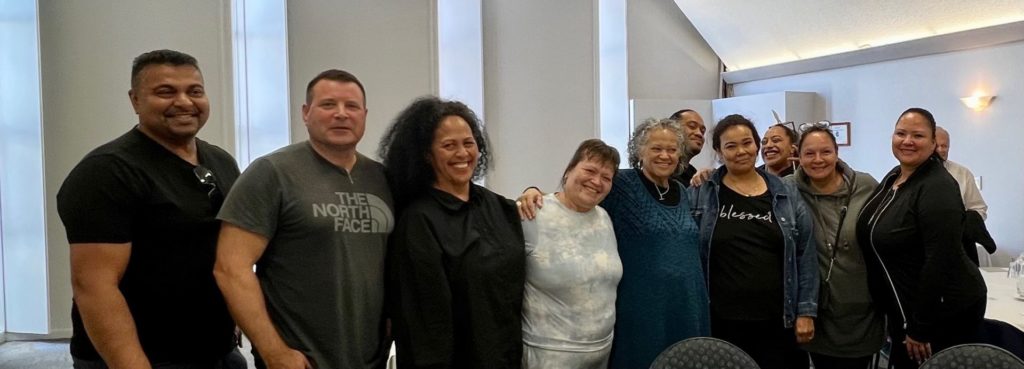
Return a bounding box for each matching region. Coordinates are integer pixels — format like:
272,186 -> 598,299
388,185 -> 525,369
855,158 -> 986,342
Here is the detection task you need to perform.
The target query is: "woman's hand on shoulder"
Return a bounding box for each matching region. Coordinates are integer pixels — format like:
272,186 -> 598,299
516,187 -> 545,220
689,168 -> 714,187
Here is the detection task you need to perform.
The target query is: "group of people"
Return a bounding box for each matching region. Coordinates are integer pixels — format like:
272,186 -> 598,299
56,48 -> 991,369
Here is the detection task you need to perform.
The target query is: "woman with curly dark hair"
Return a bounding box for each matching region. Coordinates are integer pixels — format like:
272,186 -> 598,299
380,96 -> 524,369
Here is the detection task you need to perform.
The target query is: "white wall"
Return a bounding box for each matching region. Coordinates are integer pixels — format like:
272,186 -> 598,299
37,0 -> 234,336
286,0 -> 437,159
732,40 -> 1024,257
481,0 -> 721,196
482,0 -> 600,196
627,0 -> 719,100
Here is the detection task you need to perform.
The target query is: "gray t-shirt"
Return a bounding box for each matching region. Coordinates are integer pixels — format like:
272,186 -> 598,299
521,193 -> 622,368
218,142 -> 393,369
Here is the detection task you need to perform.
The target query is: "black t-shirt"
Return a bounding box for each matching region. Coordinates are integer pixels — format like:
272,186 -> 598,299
56,128 -> 240,362
709,184 -> 785,321
672,164 -> 698,188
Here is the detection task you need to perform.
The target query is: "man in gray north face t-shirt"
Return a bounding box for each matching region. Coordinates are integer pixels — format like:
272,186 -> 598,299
214,69 -> 393,369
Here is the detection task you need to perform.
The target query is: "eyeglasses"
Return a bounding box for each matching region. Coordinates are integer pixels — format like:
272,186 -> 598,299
193,165 -> 223,207
799,120 -> 831,133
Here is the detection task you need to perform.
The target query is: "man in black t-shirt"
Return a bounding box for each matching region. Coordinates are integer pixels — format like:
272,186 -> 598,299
57,50 -> 244,369
669,109 -> 707,186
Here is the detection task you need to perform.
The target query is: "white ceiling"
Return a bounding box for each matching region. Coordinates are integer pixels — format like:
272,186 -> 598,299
674,0 -> 1024,71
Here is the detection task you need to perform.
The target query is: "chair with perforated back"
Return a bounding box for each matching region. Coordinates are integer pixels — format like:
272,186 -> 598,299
649,337 -> 760,369
919,343 -> 1024,369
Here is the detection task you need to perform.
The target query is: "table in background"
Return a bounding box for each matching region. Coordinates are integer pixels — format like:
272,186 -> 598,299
982,267 -> 1024,330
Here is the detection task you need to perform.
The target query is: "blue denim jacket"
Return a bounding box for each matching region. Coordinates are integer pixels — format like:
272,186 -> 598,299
688,167 -> 818,327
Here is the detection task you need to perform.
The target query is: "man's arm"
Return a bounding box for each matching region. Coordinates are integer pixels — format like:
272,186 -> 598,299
213,222 -> 310,369
70,243 -> 151,369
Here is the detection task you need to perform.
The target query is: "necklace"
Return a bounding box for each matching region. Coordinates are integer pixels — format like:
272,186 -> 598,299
725,176 -> 762,197
656,183 -> 671,200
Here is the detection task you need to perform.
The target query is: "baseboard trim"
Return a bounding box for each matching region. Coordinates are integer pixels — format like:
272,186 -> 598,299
4,328 -> 72,341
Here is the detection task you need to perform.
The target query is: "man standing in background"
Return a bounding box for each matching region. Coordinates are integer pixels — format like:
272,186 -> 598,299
936,126 -> 996,264
669,109 -> 706,186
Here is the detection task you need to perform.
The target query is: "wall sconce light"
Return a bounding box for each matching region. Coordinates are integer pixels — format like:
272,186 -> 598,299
960,93 -> 995,111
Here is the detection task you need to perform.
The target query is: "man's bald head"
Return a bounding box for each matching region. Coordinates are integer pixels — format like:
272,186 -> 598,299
936,126 -> 950,161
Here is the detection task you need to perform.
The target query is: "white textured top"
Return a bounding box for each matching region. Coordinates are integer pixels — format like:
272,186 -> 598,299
944,159 -> 988,220
521,193 -> 622,352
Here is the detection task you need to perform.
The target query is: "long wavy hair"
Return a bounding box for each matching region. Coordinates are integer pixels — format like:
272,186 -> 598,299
378,96 -> 491,208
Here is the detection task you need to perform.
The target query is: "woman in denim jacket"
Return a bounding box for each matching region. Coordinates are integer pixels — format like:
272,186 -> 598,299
689,114 -> 818,369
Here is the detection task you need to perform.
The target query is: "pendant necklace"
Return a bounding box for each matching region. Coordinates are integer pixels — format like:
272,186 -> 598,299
656,182 -> 670,200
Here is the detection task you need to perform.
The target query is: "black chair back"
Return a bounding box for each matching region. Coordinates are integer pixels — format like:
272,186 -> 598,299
920,343 -> 1024,369
649,337 -> 760,369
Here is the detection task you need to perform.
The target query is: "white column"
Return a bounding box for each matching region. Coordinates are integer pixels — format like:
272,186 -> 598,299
482,0 -> 601,196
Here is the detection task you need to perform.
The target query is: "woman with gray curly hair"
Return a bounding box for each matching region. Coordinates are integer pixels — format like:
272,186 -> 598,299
519,117 -> 709,369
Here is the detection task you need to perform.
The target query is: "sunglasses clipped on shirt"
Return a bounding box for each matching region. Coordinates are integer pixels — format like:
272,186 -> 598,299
193,165 -> 224,208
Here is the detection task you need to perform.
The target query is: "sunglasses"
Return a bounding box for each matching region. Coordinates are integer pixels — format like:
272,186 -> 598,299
799,120 -> 831,133
193,165 -> 224,207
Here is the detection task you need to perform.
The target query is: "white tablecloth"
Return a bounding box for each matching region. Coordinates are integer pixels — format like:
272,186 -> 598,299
982,268 -> 1024,330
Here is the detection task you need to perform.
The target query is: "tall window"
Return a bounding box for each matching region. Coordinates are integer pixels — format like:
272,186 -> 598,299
0,0 -> 49,334
599,0 -> 628,165
437,0 -> 484,117
231,0 -> 290,168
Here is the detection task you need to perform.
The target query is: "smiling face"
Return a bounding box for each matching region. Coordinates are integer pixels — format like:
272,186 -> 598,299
640,128 -> 681,184
718,124 -> 759,175
761,125 -> 796,168
799,131 -> 839,181
430,115 -> 479,194
892,112 -> 936,168
561,158 -> 615,212
679,111 -> 707,158
130,64 -> 209,145
302,80 -> 367,153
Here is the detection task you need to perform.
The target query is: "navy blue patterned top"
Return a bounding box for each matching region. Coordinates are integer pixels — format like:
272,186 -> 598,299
602,169 -> 710,369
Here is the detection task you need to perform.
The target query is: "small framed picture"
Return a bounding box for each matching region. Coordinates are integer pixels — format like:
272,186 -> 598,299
830,122 -> 851,146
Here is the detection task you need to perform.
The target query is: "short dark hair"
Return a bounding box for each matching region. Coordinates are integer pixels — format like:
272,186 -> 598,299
560,139 -> 620,187
768,123 -> 799,145
669,109 -> 696,121
305,69 -> 367,105
712,114 -> 761,152
131,49 -> 200,89
798,125 -> 838,151
379,96 -> 490,208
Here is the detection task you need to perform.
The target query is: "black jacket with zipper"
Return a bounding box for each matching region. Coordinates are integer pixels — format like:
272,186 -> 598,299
855,157 -> 986,342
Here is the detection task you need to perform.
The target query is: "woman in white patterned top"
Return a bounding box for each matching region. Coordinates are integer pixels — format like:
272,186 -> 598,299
521,139 -> 623,369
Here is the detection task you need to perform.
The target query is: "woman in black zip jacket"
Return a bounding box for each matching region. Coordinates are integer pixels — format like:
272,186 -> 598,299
856,107 -> 987,368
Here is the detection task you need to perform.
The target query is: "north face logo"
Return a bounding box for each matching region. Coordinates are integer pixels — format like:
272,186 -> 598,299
312,192 -> 393,233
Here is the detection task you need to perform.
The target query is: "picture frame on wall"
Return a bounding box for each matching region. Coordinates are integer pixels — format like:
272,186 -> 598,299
831,122 -> 851,146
